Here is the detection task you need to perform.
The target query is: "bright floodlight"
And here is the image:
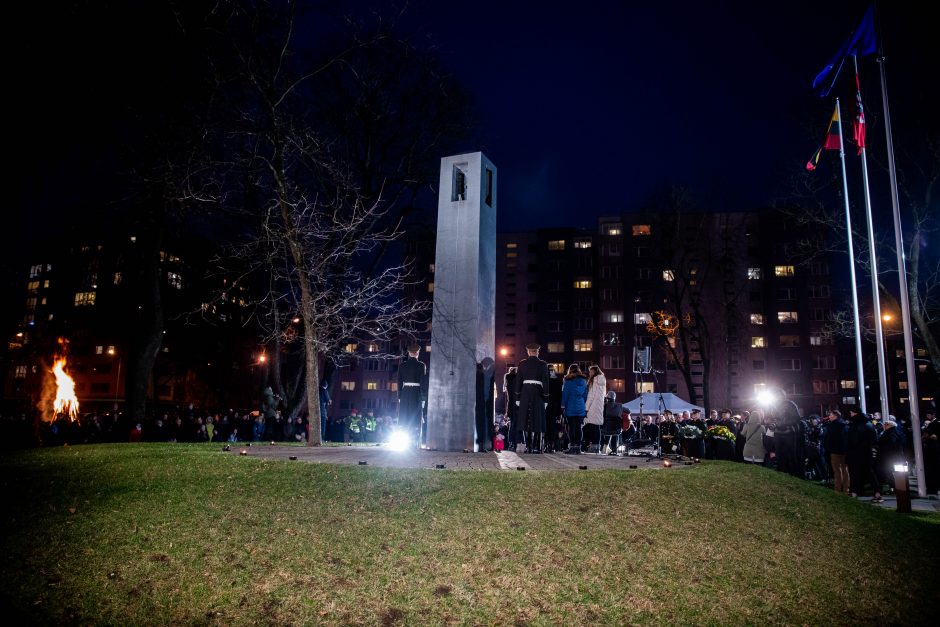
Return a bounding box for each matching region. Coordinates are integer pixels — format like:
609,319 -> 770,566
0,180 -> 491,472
388,429 -> 411,452
756,389 -> 775,406
894,462 -> 909,473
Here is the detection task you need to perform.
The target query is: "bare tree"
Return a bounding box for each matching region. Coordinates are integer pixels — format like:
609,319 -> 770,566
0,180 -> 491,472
778,131 -> 940,374
204,2 -> 469,444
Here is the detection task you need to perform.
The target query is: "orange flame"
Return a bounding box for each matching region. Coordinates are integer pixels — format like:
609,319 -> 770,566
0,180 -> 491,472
52,358 -> 80,421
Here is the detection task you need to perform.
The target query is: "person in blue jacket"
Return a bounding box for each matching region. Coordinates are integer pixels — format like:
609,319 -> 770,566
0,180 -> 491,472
561,364 -> 588,455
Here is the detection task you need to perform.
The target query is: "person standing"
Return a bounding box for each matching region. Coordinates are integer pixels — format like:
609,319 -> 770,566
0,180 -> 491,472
583,365 -> 606,453
824,409 -> 850,494
561,364 -> 588,455
503,366 -> 518,451
741,410 -> 767,465
261,386 -> 278,440
546,365 -> 563,452
514,343 -> 550,453
397,344 -> 427,445
475,360 -> 496,453
847,409 -> 881,500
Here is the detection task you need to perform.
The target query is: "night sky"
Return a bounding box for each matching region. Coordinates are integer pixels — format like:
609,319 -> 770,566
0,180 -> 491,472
5,1 -> 936,254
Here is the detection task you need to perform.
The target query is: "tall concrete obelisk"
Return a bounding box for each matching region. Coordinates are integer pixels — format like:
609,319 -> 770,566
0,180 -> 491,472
427,152 -> 496,452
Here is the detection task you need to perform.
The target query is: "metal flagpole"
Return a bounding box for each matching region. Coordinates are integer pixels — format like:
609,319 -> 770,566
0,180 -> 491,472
852,55 -> 890,425
833,98 -> 868,415
876,51 -> 926,496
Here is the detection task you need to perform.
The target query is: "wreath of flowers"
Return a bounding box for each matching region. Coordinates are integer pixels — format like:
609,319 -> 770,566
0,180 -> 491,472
678,424 -> 703,439
706,424 -> 736,442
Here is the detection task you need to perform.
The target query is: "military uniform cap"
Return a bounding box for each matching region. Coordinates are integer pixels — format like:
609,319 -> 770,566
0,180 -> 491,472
407,344 -> 421,353
525,342 -> 541,350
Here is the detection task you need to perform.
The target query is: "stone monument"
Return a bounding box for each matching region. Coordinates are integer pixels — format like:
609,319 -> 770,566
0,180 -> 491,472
427,152 -> 496,451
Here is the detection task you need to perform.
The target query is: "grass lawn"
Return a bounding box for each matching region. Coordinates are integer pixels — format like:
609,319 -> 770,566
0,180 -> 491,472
1,444 -> 937,626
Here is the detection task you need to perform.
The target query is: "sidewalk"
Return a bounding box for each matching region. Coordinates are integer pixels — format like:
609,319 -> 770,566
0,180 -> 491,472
228,442 -> 688,471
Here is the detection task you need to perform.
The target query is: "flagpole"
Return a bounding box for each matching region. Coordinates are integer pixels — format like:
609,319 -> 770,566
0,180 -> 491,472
853,55 -> 890,425
834,98 -> 868,415
876,51 -> 926,496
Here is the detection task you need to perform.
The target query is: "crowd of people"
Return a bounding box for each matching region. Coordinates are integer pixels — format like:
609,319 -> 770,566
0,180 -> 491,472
0,402 -> 310,450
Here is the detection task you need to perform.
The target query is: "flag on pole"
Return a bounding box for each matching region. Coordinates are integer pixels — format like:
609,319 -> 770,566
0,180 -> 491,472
812,3 -> 877,97
806,105 -> 842,171
853,71 -> 866,154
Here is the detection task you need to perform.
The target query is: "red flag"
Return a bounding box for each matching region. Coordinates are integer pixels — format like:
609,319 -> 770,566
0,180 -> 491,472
806,105 -> 841,171
853,72 -> 866,154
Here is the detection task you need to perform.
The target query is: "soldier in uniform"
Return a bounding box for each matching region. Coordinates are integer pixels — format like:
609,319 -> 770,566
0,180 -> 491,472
397,344 -> 427,445
514,343 -> 550,453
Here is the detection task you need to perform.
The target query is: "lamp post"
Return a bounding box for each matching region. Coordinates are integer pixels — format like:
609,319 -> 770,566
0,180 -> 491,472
882,314 -> 893,416
893,461 -> 911,513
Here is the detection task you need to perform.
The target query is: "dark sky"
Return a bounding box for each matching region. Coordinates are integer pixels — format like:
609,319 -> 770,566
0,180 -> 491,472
5,0 -> 936,252
402,0 -> 937,230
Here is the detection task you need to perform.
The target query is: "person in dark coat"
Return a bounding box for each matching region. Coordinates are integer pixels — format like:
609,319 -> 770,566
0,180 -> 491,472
503,366 -> 518,450
847,409 -> 882,500
514,343 -> 550,453
475,360 -> 496,452
769,390 -> 804,478
876,419 -> 905,492
397,344 -> 427,445
825,409 -> 849,493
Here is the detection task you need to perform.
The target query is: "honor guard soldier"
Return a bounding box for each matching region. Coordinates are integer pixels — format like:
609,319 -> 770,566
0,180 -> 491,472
397,344 -> 427,445
514,342 -> 550,453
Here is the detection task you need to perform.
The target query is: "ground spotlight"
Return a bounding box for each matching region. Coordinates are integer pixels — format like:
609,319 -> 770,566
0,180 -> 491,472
662,459 -> 672,468
756,389 -> 776,406
387,429 -> 411,452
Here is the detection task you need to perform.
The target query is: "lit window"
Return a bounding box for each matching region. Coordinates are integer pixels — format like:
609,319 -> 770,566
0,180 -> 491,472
574,238 -> 592,249
390,382 -> 398,392
663,270 -> 675,281
29,265 -> 42,278
366,382 -> 378,391
506,252 -> 517,258
574,339 -> 593,352
842,396 -> 857,405
27,281 -> 40,292
748,267 -> 762,280
340,381 -> 356,391
367,343 -> 380,353
74,291 -> 96,306
344,343 -> 358,353
113,272 -> 122,285
547,342 -> 565,353
505,242 -> 518,249
774,265 -> 795,277
635,381 -> 654,394
632,224 -> 651,236
899,381 -> 909,390
634,313 -> 651,324
602,333 -> 624,346
604,224 -> 622,236
840,380 -> 857,389
608,378 -> 625,392
167,272 -> 183,289
96,345 -> 104,355
604,311 -> 624,323
14,365 -> 27,379
751,336 -> 766,348
549,363 -> 565,374
777,311 -> 799,323
44,280 -> 50,288
427,282 -> 434,293
810,334 -> 832,346
573,280 -> 592,289
750,313 -> 764,325
548,240 -> 565,251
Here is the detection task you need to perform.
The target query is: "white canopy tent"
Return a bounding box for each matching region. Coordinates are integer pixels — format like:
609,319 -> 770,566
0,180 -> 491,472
620,392 -> 704,416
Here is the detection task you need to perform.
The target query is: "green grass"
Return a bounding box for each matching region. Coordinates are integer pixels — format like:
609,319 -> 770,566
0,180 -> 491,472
1,444 -> 937,626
